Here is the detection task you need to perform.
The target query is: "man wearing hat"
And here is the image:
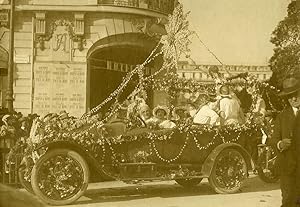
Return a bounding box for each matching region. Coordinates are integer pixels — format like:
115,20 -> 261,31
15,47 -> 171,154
271,76 -> 300,207
218,85 -> 245,125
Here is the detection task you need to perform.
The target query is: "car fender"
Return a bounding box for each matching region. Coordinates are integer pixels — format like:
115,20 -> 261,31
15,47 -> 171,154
201,143 -> 254,177
35,141 -> 114,181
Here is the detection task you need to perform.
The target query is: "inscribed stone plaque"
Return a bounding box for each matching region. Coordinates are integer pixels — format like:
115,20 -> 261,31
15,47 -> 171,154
33,62 -> 86,117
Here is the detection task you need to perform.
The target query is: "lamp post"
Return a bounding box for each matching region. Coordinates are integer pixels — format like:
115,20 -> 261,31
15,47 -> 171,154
6,0 -> 14,112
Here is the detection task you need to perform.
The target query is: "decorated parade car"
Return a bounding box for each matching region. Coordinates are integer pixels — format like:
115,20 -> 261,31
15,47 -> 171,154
12,4 -> 282,205
22,116 -> 259,205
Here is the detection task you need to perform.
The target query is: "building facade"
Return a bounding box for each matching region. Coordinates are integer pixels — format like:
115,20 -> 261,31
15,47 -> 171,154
0,0 -> 177,116
177,61 -> 272,83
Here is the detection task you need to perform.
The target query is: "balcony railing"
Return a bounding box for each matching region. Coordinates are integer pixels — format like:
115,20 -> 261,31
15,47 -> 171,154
98,0 -> 176,15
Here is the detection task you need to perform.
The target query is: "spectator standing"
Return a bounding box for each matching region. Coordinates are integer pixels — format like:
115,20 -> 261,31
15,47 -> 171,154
0,115 -> 17,148
270,77 -> 300,207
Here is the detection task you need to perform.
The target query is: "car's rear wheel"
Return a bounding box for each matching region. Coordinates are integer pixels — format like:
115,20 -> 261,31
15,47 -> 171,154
31,149 -> 89,206
209,148 -> 247,194
175,178 -> 203,187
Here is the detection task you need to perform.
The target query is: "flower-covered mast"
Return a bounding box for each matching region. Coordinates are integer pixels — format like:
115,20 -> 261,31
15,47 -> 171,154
160,3 -> 193,69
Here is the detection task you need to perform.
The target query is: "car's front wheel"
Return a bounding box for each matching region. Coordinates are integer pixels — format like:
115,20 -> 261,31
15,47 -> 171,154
31,149 -> 89,206
209,148 -> 247,194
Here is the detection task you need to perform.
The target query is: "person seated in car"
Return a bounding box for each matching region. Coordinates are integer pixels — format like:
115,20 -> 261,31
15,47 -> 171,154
193,97 -> 221,126
186,102 -> 198,117
147,105 -> 176,129
171,106 -> 189,124
126,90 -> 147,120
218,85 -> 245,125
138,104 -> 153,125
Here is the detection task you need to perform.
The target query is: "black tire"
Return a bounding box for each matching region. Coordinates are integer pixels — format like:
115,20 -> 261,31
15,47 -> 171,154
256,147 -> 279,183
175,178 -> 203,187
209,148 -> 248,194
18,166 -> 34,194
257,168 -> 279,183
31,149 -> 89,206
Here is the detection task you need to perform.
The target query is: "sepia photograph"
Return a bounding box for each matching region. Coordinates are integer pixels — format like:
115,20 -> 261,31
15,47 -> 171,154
0,0 -> 299,206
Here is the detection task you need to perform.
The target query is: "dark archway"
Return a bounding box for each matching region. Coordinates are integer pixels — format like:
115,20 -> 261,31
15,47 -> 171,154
87,33 -> 161,114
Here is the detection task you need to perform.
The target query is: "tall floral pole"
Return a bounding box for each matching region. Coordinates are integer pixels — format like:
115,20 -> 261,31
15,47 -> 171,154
160,4 -> 193,70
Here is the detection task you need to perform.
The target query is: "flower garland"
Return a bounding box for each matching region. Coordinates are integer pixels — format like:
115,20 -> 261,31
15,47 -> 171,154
102,123 -> 259,165
149,131 -> 189,163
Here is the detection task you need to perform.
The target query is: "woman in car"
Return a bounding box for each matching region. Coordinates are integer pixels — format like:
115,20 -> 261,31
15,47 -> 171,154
147,105 -> 176,129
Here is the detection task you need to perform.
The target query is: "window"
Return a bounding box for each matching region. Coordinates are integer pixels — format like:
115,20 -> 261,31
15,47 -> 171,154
263,74 -> 267,80
195,73 -> 202,80
114,63 -> 118,70
185,73 -> 192,79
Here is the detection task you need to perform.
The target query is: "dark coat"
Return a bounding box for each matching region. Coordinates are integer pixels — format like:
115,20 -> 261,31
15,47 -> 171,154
271,106 -> 298,176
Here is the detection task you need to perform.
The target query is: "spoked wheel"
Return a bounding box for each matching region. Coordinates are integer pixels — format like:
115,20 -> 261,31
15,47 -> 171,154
18,165 -> 34,194
175,178 -> 203,187
209,148 -> 248,194
31,149 -> 89,206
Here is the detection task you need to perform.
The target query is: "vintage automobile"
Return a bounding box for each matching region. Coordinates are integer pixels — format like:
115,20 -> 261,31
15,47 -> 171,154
20,116 -> 263,206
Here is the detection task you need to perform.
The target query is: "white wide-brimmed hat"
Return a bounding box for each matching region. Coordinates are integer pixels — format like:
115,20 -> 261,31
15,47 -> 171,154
153,105 -> 170,117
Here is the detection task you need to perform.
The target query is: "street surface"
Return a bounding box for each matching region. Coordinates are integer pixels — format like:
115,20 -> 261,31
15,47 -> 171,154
40,175 -> 281,207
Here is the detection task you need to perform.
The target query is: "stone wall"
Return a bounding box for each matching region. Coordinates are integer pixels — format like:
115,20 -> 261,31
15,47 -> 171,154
2,9 -> 161,116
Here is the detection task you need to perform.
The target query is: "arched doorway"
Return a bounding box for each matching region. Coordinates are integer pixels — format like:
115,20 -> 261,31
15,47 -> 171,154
87,33 -> 161,114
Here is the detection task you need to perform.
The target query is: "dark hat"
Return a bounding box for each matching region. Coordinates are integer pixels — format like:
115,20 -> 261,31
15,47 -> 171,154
172,106 -> 187,118
278,77 -> 300,96
208,65 -> 220,74
18,117 -> 27,123
59,110 -> 69,120
206,93 -> 217,102
43,113 -> 54,122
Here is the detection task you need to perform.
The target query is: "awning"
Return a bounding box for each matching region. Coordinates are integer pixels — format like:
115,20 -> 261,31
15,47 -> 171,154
0,47 -> 8,76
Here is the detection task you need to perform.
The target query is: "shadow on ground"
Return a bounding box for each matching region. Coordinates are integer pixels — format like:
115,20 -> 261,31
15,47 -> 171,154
73,176 -> 279,205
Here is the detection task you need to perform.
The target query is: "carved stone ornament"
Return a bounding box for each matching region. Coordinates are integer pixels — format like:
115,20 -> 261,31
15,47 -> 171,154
35,19 -> 85,51
0,10 -> 9,28
130,18 -> 167,38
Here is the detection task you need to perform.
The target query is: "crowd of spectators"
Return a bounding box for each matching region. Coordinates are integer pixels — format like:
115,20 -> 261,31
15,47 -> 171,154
0,108 -> 38,149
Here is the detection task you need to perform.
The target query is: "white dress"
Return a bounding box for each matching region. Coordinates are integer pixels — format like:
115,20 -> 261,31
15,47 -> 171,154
193,105 -> 220,126
146,117 -> 176,129
219,96 -> 244,125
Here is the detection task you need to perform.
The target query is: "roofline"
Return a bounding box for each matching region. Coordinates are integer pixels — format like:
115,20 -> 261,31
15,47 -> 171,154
0,4 -> 168,18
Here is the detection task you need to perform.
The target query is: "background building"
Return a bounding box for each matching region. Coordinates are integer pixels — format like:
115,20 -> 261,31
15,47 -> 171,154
177,61 -> 272,83
0,0 -> 177,116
